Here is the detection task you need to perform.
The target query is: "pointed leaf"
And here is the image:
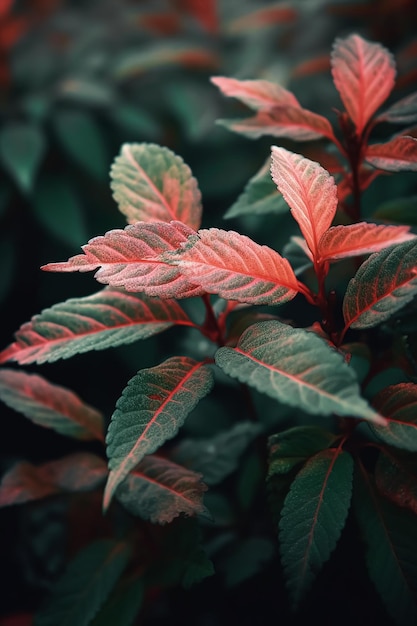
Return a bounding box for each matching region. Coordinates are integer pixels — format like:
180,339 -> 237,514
0,288 -> 192,365
163,228 -> 300,305
271,147 -> 338,259
211,76 -> 299,110
318,223 -> 414,262
354,464 -> 417,626
215,320 -> 383,422
268,425 -> 336,477
90,577 -> 143,626
343,239 -> 417,330
279,448 -> 353,608
376,91 -> 417,125
34,540 -> 131,626
110,143 -> 202,230
331,34 -> 396,135
365,136 -> 417,171
0,453 -> 107,507
104,357 -> 214,509
376,450 -> 417,515
42,221 -> 203,299
218,105 -> 336,142
0,122 -> 46,193
370,383 -> 417,451
116,454 -> 208,524
0,369 -> 104,441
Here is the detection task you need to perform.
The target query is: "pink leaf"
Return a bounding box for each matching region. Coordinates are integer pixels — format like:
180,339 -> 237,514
318,223 -> 414,262
42,221 -> 203,298
376,91 -> 417,125
271,147 -> 338,259
365,136 -> 417,171
211,76 -> 299,110
331,34 -> 396,135
163,228 -> 301,305
219,105 -> 336,142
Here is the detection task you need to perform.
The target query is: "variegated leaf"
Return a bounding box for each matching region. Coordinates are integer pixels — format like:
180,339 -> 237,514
365,136 -> 417,172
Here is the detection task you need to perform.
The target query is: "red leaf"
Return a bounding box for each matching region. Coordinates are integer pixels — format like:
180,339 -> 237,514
211,76 -> 299,110
220,105 -> 336,142
365,136 -> 417,171
163,228 -> 302,305
42,221 -> 203,298
271,147 -> 338,260
318,223 -> 414,262
174,0 -> 218,33
331,34 -> 396,135
226,6 -> 297,34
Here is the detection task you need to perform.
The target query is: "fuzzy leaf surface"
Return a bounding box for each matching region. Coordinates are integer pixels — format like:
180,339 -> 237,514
331,34 -> 396,135
34,540 -> 131,626
0,288 -> 192,365
271,147 -> 338,259
318,223 -> 413,262
211,76 -> 299,110
365,137 -> 417,171
110,143 -> 202,230
377,91 -> 417,125
268,425 -> 336,477
215,320 -> 382,423
42,221 -> 203,298
354,464 -> 417,626
0,453 -> 107,507
376,451 -> 417,515
164,228 -> 300,305
279,448 -> 353,608
116,454 -> 208,523
0,369 -> 103,440
343,239 -> 417,330
104,357 -> 214,509
370,383 -> 417,451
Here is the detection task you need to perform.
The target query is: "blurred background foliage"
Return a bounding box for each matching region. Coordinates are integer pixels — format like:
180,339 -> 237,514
1,0 -> 417,624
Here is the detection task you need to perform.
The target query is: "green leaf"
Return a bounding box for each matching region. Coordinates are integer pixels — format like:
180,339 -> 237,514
0,453 -> 107,507
373,195 -> 417,226
354,463 -> 417,626
171,421 -> 261,485
279,448 -> 354,608
221,536 -> 275,587
110,143 -> 202,230
268,425 -> 336,477
0,369 -> 104,441
104,357 -> 214,509
33,175 -> 87,248
115,454 -> 208,524
224,160 -> 288,219
375,450 -> 417,515
370,383 -> 417,451
34,539 -> 131,626
0,122 -> 46,193
343,239 -> 417,330
90,577 -> 143,626
215,320 -> 382,423
53,110 -> 109,181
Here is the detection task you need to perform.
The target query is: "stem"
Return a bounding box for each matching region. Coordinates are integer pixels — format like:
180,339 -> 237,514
200,294 -> 225,345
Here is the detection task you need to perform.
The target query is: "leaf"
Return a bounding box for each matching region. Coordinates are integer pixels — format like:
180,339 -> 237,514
42,221 -> 203,299
0,453 -> 107,507
53,109 -> 109,181
34,539 -> 131,626
218,105 -> 336,142
0,288 -> 192,365
376,91 -> 417,125
317,223 -> 414,262
331,34 -> 396,135
115,454 -> 208,524
210,76 -> 299,110
365,136 -> 417,171
279,448 -> 354,608
0,122 -> 46,193
271,147 -> 338,259
215,320 -> 383,423
343,239 -> 417,330
0,369 -> 104,441
89,577 -> 143,626
373,195 -> 417,225
225,5 -> 297,34
172,421 -> 262,485
370,383 -> 417,451
221,536 -> 275,587
104,357 -> 214,510
110,143 -> 202,230
268,425 -> 337,477
375,450 -> 417,515
354,464 -> 417,626
224,160 -> 289,218
163,228 -> 301,305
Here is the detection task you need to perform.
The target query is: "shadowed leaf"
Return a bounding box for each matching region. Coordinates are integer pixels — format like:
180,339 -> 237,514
376,91 -> 417,125
110,143 -> 202,229
211,76 -> 299,110
0,369 -> 103,440
0,122 -> 46,193
365,136 -> 417,171
376,451 -> 417,515
90,577 -> 143,626
372,195 -> 417,225
370,383 -> 417,451
104,357 -> 214,509
268,425 -> 336,477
